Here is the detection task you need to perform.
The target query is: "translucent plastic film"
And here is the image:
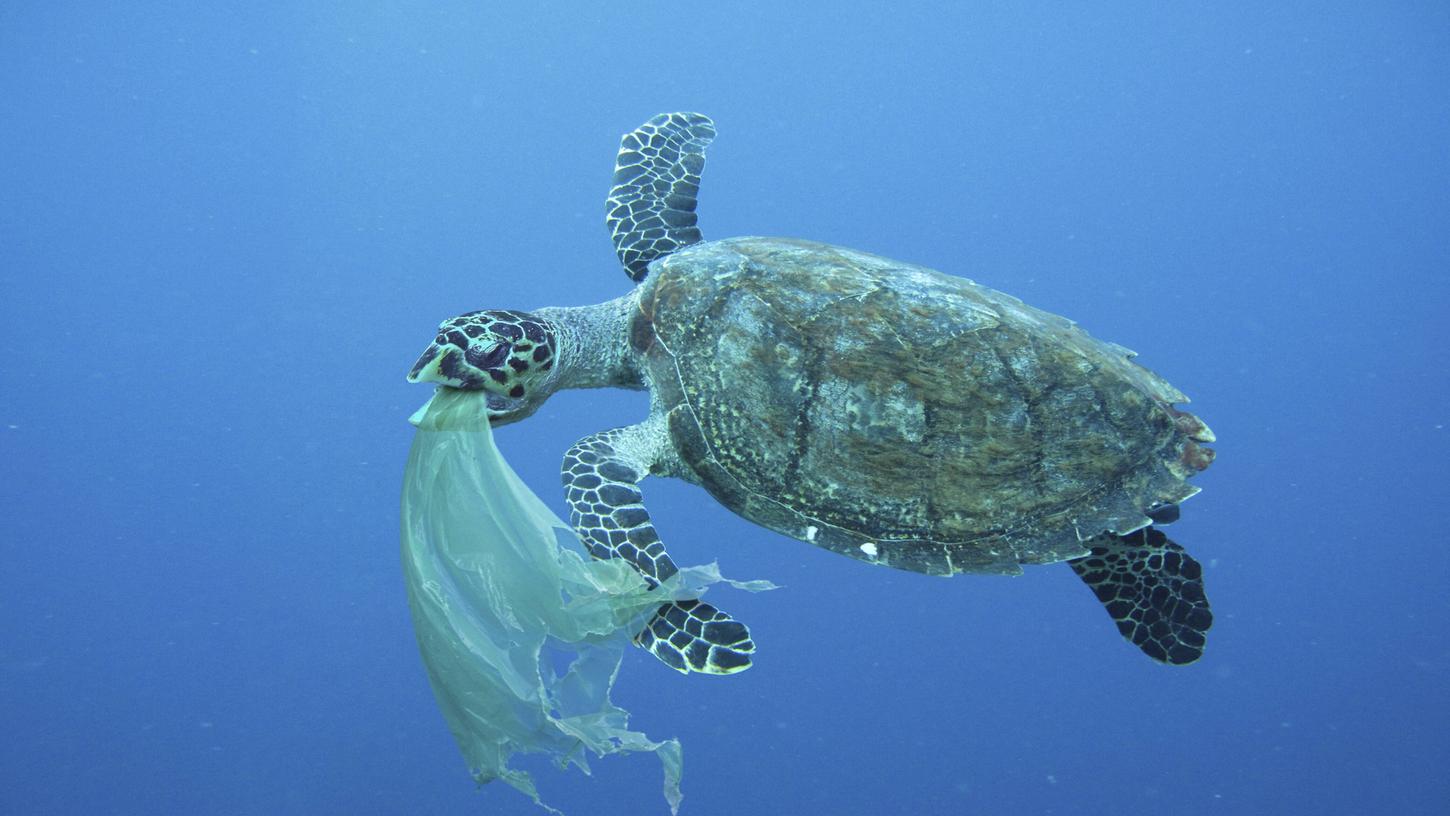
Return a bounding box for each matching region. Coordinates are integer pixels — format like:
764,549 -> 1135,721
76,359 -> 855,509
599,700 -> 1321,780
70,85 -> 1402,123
400,389 -> 769,813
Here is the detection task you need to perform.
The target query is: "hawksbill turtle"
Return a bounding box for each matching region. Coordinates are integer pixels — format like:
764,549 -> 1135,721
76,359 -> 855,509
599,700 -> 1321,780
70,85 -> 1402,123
408,112 -> 1216,674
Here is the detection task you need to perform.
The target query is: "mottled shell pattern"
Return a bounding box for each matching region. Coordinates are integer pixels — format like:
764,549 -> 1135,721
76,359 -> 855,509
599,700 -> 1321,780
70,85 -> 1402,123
631,237 -> 1215,576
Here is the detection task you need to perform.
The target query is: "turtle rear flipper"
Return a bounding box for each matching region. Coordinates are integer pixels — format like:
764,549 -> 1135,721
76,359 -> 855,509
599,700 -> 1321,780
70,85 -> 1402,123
635,599 -> 755,675
564,423 -> 756,675
1068,527 -> 1213,665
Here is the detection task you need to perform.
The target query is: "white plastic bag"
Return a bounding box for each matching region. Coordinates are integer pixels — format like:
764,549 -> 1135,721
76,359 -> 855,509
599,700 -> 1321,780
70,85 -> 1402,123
401,389 -> 770,813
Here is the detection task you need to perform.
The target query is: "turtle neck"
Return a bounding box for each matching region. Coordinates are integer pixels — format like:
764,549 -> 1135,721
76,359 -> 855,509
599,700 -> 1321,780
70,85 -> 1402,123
535,292 -> 644,392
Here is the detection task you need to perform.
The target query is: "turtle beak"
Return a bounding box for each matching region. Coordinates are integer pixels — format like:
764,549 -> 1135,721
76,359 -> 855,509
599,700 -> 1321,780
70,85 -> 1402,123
406,344 -> 443,383
408,343 -> 485,390
481,393 -> 532,426
407,343 -> 535,425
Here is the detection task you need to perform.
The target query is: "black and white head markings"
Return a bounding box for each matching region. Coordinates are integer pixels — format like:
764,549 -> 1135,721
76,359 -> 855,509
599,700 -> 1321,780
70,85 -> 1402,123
407,309 -> 558,424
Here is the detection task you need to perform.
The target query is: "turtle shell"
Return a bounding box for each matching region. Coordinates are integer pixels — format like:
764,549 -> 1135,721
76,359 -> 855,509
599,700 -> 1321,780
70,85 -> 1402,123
631,237 -> 1214,576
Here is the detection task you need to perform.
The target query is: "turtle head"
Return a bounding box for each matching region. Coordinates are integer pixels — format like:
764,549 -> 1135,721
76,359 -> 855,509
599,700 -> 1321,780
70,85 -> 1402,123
407,309 -> 559,426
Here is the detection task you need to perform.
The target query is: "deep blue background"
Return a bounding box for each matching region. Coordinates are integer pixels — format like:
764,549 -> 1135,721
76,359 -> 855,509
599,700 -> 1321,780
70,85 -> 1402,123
3,3 -> 1448,814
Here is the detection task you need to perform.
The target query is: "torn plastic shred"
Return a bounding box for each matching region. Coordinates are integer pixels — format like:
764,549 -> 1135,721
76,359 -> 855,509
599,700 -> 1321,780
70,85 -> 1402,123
401,388 -> 774,814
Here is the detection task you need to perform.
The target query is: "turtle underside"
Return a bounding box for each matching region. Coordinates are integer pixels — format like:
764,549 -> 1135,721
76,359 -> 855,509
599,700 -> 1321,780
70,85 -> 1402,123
632,237 -> 1214,576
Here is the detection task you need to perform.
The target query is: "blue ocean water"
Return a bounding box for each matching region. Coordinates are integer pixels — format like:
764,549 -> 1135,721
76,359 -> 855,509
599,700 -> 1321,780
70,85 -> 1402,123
3,3 -> 1447,814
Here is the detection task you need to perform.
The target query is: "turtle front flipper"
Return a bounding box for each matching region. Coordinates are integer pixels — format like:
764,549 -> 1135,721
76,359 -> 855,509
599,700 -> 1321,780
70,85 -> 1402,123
563,424 -> 755,674
635,598 -> 754,676
605,112 -> 716,282
1068,527 -> 1213,665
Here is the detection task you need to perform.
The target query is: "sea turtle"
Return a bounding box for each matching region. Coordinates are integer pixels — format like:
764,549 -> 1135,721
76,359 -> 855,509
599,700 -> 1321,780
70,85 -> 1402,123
408,112 -> 1215,674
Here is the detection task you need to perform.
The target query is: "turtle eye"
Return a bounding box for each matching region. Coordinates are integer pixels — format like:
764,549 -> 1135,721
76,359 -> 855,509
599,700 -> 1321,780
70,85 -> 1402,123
466,342 -> 510,370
